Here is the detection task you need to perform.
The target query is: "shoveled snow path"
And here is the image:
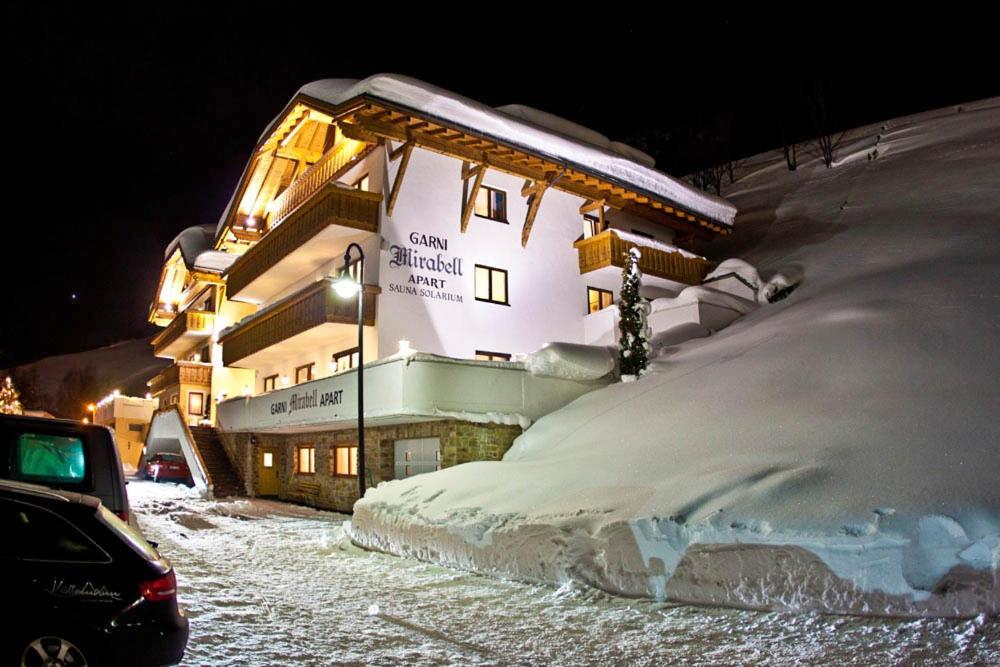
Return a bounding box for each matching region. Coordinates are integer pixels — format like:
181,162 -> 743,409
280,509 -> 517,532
130,482 -> 998,666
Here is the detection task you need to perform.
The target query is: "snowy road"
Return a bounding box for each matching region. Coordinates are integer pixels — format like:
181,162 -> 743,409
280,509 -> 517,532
128,482 -> 997,666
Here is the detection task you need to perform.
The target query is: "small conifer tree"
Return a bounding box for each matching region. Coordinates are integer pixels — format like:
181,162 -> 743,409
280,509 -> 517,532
618,248 -> 651,379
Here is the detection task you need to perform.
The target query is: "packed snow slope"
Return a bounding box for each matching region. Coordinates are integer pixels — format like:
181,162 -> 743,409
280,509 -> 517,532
353,99 -> 1000,617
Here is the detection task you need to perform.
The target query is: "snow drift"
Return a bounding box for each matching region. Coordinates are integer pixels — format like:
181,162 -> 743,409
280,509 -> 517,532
352,99 -> 1000,617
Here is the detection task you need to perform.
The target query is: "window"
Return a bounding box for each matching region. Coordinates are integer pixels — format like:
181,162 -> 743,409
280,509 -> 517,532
331,348 -> 360,374
295,445 -> 316,474
190,285 -> 216,313
1,499 -> 108,563
475,351 -> 511,362
584,214 -> 607,238
354,173 -> 369,191
474,186 -> 507,222
295,363 -> 314,384
128,423 -> 145,433
187,392 -> 204,416
474,265 -> 508,305
630,228 -> 654,239
263,452 -> 274,468
15,434 -> 86,484
331,445 -> 358,477
263,375 -> 278,392
587,287 -> 615,314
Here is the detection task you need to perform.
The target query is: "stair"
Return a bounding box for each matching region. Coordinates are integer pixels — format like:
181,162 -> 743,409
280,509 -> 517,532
188,426 -> 244,498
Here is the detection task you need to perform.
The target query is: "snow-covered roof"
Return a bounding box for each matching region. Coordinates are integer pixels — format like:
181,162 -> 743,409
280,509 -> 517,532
164,224 -> 238,274
216,74 -> 737,238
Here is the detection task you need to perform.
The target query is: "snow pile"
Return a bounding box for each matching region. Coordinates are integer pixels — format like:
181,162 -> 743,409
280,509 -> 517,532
353,99 -> 1000,617
524,342 -> 617,381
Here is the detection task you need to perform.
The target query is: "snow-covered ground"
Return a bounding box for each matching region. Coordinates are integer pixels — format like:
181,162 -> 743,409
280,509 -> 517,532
130,481 -> 999,665
352,99 -> 1000,617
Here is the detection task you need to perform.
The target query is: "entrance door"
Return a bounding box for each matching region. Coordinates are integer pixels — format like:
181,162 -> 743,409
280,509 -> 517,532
394,438 -> 441,479
259,447 -> 279,496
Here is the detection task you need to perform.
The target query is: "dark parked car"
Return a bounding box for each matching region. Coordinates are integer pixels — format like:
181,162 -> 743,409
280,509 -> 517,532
0,414 -> 133,525
0,480 -> 188,666
143,453 -> 192,485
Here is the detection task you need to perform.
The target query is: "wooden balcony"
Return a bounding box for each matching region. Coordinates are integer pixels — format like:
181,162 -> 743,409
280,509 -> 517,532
148,361 -> 213,396
220,280 -> 377,367
226,183 -> 382,301
266,139 -> 374,227
573,230 -> 713,285
151,311 -> 216,359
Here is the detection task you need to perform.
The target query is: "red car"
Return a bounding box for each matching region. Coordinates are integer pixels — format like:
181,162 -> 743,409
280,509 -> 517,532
144,453 -> 192,484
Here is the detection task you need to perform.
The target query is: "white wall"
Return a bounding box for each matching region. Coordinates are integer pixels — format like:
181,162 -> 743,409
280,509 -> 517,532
375,146 -> 686,361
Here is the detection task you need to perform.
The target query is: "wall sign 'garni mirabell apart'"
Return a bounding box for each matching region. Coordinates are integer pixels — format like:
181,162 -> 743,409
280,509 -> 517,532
144,74 -> 737,510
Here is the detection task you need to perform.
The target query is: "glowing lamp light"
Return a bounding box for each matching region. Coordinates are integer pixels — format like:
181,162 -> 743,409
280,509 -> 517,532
112,389 -> 121,398
82,417 -> 89,424
245,216 -> 258,229
87,403 -> 96,412
145,392 -> 152,400
331,274 -> 361,299
280,376 -> 289,386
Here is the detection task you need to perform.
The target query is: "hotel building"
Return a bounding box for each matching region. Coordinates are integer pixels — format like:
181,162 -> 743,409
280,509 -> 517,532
146,75 -> 736,510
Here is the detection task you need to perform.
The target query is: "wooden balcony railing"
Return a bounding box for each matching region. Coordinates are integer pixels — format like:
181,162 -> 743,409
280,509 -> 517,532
220,280 -> 377,366
226,183 -> 382,299
267,139 -> 374,228
573,230 -> 713,285
151,311 -> 215,358
148,361 -> 213,396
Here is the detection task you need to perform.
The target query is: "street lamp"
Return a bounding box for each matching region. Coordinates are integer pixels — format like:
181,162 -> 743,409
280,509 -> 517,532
329,242 -> 367,500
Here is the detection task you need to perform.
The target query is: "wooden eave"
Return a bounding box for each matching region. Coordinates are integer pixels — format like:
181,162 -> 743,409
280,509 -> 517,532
215,91 -> 732,248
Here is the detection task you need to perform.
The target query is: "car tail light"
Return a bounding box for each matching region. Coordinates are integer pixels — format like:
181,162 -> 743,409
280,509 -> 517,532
140,570 -> 177,602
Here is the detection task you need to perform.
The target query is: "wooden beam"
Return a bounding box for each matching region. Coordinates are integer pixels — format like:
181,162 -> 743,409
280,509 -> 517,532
520,171 -> 563,247
579,198 -> 605,214
460,161 -> 487,233
386,142 -> 414,217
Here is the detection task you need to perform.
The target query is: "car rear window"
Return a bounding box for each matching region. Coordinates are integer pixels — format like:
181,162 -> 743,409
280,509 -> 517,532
1,498 -> 109,563
98,505 -> 160,562
16,433 -> 86,483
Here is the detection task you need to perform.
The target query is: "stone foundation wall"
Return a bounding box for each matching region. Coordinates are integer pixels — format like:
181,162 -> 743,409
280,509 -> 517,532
217,420 -> 522,512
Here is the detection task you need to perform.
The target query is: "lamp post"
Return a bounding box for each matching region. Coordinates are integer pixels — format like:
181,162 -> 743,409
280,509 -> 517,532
329,243 -> 367,500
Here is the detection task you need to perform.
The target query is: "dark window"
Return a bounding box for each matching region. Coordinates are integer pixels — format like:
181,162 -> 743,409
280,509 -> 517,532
263,375 -> 278,392
474,265 -> 509,305
295,364 -> 314,384
630,228 -> 654,239
475,351 -> 511,362
128,424 -> 144,433
1,499 -> 108,562
474,186 -> 508,222
587,287 -> 614,314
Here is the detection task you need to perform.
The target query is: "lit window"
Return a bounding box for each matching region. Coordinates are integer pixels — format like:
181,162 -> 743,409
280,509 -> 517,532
583,214 -> 606,238
332,348 -> 360,374
296,445 -> 316,474
295,364 -> 314,384
263,452 -> 274,468
475,351 -> 511,362
475,265 -> 508,305
263,375 -> 278,392
474,186 -> 507,222
331,445 -> 358,476
354,174 -> 369,191
587,287 -> 614,314
188,392 -> 204,416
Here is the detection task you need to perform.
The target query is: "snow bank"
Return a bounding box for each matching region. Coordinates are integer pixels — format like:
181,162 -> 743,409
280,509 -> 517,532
525,342 -> 617,381
353,101 -> 1000,617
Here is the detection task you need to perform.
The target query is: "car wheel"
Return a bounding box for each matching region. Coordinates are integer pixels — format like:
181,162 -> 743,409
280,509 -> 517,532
20,635 -> 90,667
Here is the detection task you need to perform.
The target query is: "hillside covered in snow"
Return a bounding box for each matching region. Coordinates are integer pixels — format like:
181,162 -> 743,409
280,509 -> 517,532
352,99 -> 1000,617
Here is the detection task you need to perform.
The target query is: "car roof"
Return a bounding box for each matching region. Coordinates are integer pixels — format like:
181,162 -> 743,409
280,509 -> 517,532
0,479 -> 102,509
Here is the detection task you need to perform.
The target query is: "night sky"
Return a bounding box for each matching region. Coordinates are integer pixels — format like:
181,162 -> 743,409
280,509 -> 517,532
1,7 -> 994,368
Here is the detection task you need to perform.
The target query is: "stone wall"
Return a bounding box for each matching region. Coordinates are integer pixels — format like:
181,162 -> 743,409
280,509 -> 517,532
216,419 -> 522,512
